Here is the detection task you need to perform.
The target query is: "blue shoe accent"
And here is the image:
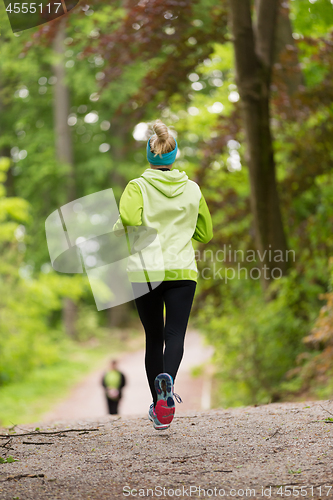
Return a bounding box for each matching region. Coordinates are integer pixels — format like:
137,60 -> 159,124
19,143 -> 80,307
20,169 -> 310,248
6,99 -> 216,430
154,373 -> 174,406
167,396 -> 174,407
148,403 -> 154,422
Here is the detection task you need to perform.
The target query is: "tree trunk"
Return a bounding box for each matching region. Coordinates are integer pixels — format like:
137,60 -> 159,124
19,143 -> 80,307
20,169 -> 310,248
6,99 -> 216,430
229,0 -> 288,288
61,296 -> 77,339
52,19 -> 75,201
107,116 -> 131,329
108,303 -> 131,329
52,19 -> 77,337
109,115 -> 129,189
0,77 -> 15,197
273,0 -> 304,96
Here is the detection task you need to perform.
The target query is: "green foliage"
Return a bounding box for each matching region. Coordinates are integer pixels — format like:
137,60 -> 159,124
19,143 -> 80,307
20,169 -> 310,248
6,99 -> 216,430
0,158 -> 89,387
291,0 -> 333,38
0,0 -> 333,418
196,269 -> 323,407
0,456 -> 19,464
191,5 -> 333,406
194,164 -> 332,406
279,259 -> 333,400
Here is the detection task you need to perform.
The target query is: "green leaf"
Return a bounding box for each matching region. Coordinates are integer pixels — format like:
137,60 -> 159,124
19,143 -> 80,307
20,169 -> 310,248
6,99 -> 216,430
0,456 -> 19,464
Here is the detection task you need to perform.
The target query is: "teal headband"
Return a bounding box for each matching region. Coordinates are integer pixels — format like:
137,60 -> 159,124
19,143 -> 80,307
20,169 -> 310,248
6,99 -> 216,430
146,135 -> 178,165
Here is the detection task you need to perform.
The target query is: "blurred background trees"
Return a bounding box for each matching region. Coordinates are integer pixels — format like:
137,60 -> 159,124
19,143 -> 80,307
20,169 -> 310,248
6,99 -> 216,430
0,0 -> 333,423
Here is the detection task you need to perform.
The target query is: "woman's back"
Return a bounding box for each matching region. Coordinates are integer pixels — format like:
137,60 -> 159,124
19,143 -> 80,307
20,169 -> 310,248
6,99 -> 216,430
113,119 -> 212,282
129,168 -> 202,281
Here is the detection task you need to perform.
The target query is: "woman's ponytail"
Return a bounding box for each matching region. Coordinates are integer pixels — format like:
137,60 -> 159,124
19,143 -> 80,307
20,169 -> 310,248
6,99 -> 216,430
150,120 -> 176,157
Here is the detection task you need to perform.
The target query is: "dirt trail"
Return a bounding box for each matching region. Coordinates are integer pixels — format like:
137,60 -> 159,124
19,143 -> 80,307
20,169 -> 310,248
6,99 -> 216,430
42,330 -> 214,422
1,400 -> 332,499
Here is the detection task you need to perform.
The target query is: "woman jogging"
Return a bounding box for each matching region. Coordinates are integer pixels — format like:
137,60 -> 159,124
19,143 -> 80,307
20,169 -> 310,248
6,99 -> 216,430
114,120 -> 213,430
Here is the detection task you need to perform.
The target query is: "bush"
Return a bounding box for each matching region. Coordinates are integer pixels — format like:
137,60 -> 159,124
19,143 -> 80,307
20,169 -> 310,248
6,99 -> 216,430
196,269 -> 324,407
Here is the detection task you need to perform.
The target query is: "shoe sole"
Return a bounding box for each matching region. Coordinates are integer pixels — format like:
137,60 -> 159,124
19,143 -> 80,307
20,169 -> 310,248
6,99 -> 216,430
153,422 -> 170,430
155,400 -> 175,425
154,374 -> 175,425
149,404 -> 170,430
148,408 -> 170,430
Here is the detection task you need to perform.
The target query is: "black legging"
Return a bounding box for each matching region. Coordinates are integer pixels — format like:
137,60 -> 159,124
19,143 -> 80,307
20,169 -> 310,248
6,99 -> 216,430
132,280 -> 196,405
106,398 -> 119,415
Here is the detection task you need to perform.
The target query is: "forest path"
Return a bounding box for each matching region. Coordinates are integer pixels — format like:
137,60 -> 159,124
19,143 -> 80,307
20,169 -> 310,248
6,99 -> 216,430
0,400 -> 332,499
42,330 -> 214,422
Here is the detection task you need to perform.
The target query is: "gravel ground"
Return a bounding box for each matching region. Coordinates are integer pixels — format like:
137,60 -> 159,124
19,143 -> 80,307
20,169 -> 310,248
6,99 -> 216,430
1,400 -> 333,500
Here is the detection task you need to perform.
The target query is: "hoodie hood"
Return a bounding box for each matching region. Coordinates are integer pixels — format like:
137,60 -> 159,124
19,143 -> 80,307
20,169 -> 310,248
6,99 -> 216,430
141,168 -> 188,198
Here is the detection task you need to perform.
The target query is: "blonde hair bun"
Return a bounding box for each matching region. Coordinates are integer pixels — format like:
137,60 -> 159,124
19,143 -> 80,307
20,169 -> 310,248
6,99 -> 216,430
150,119 -> 176,157
153,120 -> 169,142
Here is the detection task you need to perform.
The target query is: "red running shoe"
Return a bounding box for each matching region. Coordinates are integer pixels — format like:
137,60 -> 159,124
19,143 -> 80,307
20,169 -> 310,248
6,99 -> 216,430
154,373 -> 182,427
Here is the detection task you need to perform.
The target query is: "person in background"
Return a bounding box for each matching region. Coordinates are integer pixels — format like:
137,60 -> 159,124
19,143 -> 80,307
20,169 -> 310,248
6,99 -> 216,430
102,360 -> 126,415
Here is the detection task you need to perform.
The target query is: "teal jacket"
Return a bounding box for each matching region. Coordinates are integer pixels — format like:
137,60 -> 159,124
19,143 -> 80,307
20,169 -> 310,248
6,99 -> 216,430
113,168 -> 213,283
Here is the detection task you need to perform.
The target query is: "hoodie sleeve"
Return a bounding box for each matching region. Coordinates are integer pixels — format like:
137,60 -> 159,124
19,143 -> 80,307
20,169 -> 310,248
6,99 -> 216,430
113,181 -> 143,232
192,193 -> 213,243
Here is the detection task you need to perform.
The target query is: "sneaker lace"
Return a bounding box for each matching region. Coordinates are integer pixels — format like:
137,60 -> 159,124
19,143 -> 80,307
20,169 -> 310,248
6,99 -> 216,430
173,392 -> 183,404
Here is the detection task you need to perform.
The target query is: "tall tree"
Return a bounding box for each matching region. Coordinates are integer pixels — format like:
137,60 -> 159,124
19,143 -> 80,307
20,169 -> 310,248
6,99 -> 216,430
52,19 -> 77,338
272,1 -> 304,96
107,115 -> 132,328
229,0 -> 288,285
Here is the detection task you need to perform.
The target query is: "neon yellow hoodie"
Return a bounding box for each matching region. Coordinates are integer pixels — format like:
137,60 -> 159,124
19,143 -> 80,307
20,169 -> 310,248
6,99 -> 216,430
113,168 -> 213,283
